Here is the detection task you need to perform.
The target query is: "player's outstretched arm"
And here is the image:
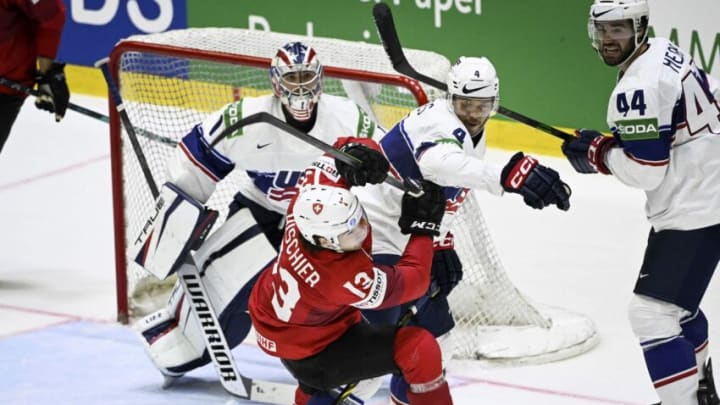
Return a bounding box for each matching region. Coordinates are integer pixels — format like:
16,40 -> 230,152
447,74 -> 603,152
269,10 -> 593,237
370,180 -> 447,309
500,152 -> 571,211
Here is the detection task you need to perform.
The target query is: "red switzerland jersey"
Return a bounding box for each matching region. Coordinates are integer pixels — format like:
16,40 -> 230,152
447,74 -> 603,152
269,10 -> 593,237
248,142 -> 434,360
0,0 -> 66,97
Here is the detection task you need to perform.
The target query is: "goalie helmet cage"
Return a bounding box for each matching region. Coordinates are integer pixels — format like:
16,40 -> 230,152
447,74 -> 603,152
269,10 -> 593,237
108,28 -> 597,364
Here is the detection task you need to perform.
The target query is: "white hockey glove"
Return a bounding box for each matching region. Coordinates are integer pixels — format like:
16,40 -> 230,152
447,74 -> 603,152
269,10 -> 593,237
134,183 -> 218,279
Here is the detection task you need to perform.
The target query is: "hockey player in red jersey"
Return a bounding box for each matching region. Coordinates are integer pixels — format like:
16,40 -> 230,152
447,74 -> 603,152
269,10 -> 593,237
0,0 -> 69,154
248,137 -> 453,405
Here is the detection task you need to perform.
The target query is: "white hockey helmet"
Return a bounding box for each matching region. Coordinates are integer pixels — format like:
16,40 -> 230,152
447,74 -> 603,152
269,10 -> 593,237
446,57 -> 499,135
270,42 -> 323,121
293,185 -> 368,252
588,0 -> 649,66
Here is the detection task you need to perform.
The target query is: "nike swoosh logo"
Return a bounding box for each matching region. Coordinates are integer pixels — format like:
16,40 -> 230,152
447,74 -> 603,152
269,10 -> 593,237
256,142 -> 272,149
591,9 -> 614,18
462,84 -> 490,94
639,273 -> 649,279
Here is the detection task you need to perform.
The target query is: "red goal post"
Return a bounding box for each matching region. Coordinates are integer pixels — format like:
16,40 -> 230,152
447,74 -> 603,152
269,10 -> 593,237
107,28 -> 597,364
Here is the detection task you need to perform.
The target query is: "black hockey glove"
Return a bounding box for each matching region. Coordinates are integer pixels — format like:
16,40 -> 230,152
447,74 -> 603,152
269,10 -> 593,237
501,152 -> 571,211
561,129 -> 616,175
429,238 -> 463,299
398,180 -> 446,236
35,62 -> 69,122
335,143 -> 389,186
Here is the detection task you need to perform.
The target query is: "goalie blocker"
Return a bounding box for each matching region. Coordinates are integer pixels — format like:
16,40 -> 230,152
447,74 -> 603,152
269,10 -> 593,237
134,183 -> 218,279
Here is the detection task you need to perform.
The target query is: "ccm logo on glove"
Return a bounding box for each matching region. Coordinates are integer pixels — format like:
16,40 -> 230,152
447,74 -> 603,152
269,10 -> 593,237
505,155 -> 538,189
410,220 -> 441,233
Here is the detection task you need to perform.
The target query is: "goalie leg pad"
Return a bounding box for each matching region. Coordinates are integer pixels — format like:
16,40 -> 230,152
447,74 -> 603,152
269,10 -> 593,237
135,208 -> 276,375
134,287 -> 204,375
229,190 -> 285,250
194,207 -> 277,316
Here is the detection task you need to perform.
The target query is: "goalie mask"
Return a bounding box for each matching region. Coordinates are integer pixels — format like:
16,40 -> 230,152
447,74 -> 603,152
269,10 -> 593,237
588,0 -> 649,67
270,42 -> 323,121
293,186 -> 369,253
446,56 -> 499,136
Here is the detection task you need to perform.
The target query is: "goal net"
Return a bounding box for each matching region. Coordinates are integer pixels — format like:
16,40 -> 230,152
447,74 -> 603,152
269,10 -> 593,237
108,27 -> 597,364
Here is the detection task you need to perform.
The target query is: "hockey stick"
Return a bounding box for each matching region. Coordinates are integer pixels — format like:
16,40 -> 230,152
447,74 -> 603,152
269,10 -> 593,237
211,111 -> 422,195
97,59 -> 297,404
371,2 -> 575,142
98,59 -> 161,198
0,76 -> 109,123
92,60 -> 177,146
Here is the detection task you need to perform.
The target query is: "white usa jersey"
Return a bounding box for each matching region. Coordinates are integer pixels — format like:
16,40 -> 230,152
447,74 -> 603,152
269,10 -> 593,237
354,99 -> 504,256
604,38 -> 720,231
165,93 -> 379,214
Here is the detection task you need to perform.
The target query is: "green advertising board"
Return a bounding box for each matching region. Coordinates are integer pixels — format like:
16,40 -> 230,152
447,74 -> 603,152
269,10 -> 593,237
187,0 -> 618,132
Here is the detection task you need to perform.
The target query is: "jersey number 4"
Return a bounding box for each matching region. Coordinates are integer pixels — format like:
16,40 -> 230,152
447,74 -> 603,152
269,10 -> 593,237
682,69 -> 720,135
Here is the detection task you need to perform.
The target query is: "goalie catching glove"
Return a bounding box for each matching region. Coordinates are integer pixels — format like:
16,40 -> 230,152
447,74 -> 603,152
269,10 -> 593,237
334,138 -> 389,186
501,152 -> 571,211
398,180 -> 446,236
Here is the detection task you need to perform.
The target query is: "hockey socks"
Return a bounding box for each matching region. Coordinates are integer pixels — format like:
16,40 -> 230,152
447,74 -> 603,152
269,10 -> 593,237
644,336 -> 698,404
682,310 -> 710,379
390,374 -> 410,404
406,380 -> 452,405
392,327 -> 453,404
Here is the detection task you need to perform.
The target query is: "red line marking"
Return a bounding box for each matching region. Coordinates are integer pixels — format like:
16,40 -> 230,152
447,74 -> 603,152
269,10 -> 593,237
0,318 -> 77,338
0,303 -> 112,323
449,374 -> 645,405
0,154 -> 109,192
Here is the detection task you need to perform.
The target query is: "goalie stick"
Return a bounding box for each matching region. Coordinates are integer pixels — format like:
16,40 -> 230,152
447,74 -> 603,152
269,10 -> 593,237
371,2 -> 575,142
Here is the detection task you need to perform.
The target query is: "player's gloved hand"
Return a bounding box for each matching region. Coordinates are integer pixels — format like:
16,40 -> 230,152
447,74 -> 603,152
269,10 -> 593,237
501,152 -> 571,211
35,62 -> 69,122
561,129 -> 616,174
428,233 -> 462,298
398,180 -> 445,236
335,143 -> 389,186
